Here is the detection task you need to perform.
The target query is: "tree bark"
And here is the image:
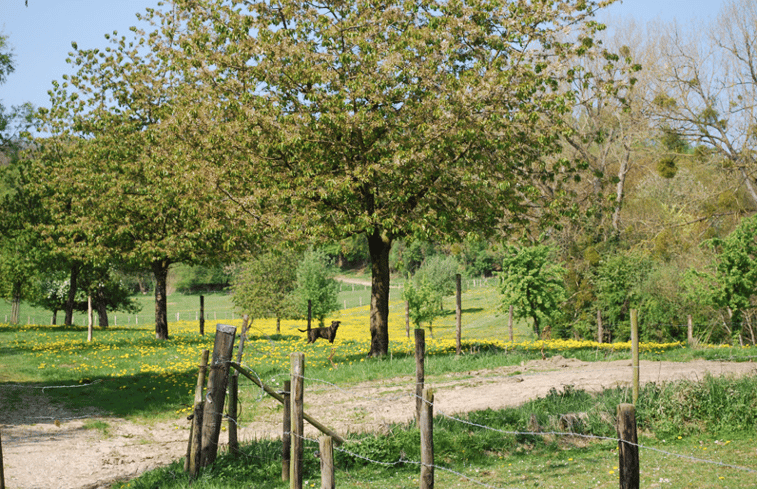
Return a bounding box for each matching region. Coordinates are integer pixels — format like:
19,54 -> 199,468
152,259 -> 171,340
64,263 -> 80,326
96,285 -> 109,328
367,230 -> 392,357
10,280 -> 21,325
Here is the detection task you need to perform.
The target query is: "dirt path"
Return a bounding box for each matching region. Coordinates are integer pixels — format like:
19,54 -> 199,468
2,358 -> 755,489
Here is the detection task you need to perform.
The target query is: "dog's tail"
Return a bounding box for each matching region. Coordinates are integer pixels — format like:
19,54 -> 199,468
298,328 -> 307,333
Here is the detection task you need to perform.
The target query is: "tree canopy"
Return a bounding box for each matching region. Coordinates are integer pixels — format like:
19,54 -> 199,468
138,0 -> 622,355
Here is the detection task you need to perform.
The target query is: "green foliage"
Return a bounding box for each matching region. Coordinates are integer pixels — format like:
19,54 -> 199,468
413,254 -> 460,305
293,249 -> 340,327
499,245 -> 566,337
402,277 -> 443,334
232,249 -> 299,321
173,263 -> 232,293
593,251 -> 651,340
707,214 -> 757,342
656,157 -> 678,178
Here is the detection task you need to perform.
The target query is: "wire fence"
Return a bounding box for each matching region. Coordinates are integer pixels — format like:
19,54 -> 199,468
2,352 -> 756,488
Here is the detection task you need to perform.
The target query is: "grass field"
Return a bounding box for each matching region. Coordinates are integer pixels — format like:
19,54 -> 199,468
2,280 -> 757,488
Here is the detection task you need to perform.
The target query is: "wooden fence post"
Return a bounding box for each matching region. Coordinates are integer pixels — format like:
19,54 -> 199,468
455,273 -> 462,355
186,349 -> 209,474
597,309 -> 603,344
291,352 -> 305,489
228,375 -> 239,454
617,403 -> 639,489
687,314 -> 694,346
200,324 -> 237,467
320,435 -> 335,489
228,316 -> 249,456
0,428 -> 5,489
420,388 -> 434,489
508,305 -> 514,343
200,295 -> 205,335
415,328 -> 425,423
630,309 -> 639,405
405,301 -> 410,338
282,380 -> 291,482
87,296 -> 93,342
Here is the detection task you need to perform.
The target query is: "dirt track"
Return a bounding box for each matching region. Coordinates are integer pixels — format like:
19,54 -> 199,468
1,357 -> 755,489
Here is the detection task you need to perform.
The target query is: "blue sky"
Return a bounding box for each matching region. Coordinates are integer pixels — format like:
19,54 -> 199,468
1,0 -> 727,112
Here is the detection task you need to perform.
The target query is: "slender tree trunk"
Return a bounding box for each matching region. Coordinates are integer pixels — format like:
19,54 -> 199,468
95,284 -> 109,328
10,280 -> 22,325
367,230 -> 392,357
740,168 -> 757,207
51,309 -> 58,325
153,259 -> 171,340
64,263 -> 80,326
612,149 -> 630,235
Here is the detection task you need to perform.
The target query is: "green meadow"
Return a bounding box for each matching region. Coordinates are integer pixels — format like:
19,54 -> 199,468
2,282 -> 757,488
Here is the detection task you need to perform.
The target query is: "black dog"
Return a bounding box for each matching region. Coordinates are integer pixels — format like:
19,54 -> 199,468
298,320 -> 341,344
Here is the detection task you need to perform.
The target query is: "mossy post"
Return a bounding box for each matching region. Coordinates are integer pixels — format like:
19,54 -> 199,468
617,403 -> 639,489
200,324 -> 237,467
508,305 -> 514,342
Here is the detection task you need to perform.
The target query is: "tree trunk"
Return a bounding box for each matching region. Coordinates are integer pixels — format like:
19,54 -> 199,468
152,259 -> 171,340
10,280 -> 21,325
64,263 -> 80,326
94,285 -> 109,328
367,230 -> 392,357
612,148 -> 631,235
51,309 -> 58,325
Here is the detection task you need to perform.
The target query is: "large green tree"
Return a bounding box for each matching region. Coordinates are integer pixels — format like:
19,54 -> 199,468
32,21 -> 246,339
145,0 -> 619,355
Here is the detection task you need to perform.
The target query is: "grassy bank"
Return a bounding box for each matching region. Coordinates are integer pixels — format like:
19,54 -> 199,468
111,375 -> 757,489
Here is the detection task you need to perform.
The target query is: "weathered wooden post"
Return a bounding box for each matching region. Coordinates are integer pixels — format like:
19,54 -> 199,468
687,314 -> 694,346
291,352 -> 305,489
415,328 -> 425,423
455,273 -> 462,355
420,388 -> 434,489
319,435 -> 335,489
405,301 -> 410,338
199,295 -> 205,335
617,403 -> 639,489
630,309 -> 639,405
186,349 -> 209,476
228,316 -> 249,456
508,305 -> 514,342
282,380 -> 291,482
200,324 -> 237,467
87,295 -> 94,342
0,428 -> 5,489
